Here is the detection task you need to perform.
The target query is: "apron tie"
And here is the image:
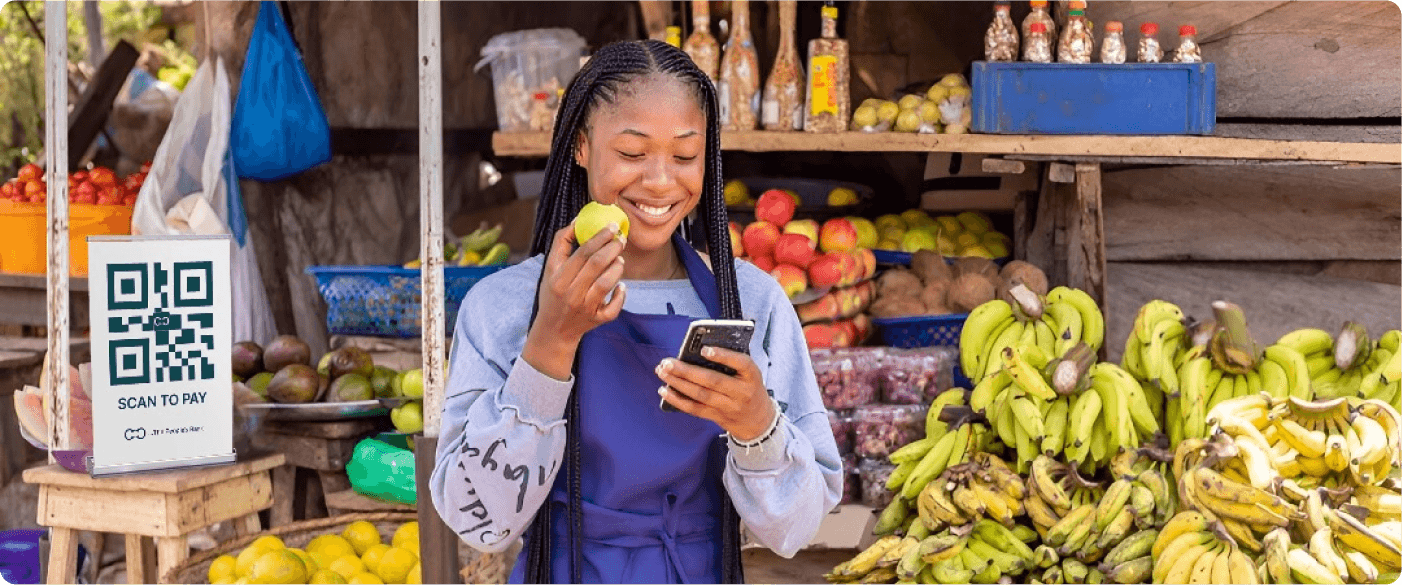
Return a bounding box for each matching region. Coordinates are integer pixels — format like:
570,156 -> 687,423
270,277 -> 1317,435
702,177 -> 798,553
659,493 -> 690,584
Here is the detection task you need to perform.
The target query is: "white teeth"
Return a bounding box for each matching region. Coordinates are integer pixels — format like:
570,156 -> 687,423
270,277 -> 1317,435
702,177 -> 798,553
636,203 -> 673,217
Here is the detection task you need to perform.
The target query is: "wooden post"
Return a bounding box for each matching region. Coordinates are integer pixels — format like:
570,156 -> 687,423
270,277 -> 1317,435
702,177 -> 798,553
1067,163 -> 1107,307
417,2 -> 459,584
44,0 -> 71,462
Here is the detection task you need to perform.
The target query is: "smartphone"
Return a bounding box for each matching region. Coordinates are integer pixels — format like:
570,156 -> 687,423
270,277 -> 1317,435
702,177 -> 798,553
661,319 -> 756,412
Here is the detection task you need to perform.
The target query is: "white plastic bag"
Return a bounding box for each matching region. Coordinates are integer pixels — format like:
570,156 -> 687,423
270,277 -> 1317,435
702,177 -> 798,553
133,57 -> 278,345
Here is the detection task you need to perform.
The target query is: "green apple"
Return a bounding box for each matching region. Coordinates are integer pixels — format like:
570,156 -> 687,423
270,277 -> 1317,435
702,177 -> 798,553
391,401 -> 424,434
401,368 -> 424,398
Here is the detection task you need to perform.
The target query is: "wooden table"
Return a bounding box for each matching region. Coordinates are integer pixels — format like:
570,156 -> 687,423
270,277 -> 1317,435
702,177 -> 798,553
259,417 -> 391,527
22,452 -> 283,584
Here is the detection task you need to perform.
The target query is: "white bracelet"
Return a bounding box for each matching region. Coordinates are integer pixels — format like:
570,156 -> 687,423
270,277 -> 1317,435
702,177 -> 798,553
728,398 -> 782,450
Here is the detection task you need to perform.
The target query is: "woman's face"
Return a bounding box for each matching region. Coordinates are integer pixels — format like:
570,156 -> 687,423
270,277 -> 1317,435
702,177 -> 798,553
575,74 -> 706,255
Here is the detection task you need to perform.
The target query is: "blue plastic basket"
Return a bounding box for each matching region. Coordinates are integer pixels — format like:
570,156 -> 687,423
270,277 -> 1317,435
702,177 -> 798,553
872,313 -> 973,388
873,250 -> 1010,267
306,264 -> 511,338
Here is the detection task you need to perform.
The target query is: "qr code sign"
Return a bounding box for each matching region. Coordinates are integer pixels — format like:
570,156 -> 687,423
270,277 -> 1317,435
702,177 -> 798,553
104,261 -> 217,387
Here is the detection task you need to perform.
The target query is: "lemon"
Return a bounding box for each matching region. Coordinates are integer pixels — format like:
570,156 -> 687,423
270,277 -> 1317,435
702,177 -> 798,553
360,543 -> 391,574
309,569 -> 349,584
405,563 -> 422,585
289,547 -> 319,574
250,535 -> 287,551
308,534 -> 358,568
328,555 -> 367,581
391,522 -> 419,552
250,549 -> 308,585
348,572 -> 385,585
235,545 -> 273,578
211,578 -> 237,585
342,521 -> 382,556
208,554 -> 238,583
573,201 -> 630,245
375,547 -> 418,584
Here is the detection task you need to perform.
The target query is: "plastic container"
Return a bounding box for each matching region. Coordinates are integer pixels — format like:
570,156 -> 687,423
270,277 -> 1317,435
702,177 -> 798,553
858,458 -> 897,507
852,403 -> 926,459
475,29 -> 587,132
871,315 -> 972,387
0,200 -> 132,276
971,61 -> 1217,135
880,346 -> 957,404
306,264 -> 511,338
841,452 -> 860,505
811,347 -> 886,410
871,249 -> 1010,268
828,409 -> 853,455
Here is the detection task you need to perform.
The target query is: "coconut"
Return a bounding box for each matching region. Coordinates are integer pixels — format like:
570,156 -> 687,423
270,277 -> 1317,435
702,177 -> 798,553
952,256 -> 999,280
947,273 -> 998,313
871,297 -> 927,318
999,260 -> 1049,296
911,250 -> 953,284
920,280 -> 951,310
877,269 -> 923,298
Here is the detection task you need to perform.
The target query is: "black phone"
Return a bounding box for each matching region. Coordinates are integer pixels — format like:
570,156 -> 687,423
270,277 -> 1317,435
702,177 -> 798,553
661,319 -> 756,412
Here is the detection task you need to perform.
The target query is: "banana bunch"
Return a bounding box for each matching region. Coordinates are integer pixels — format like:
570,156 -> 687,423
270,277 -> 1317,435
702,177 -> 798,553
1150,511 -> 1261,584
1035,555 -> 1112,584
881,393 -> 987,524
916,452 -> 1026,531
1119,300 -> 1187,420
1023,455 -> 1106,537
406,223 -> 510,268
1248,395 -> 1401,489
1262,513 -> 1402,585
958,285 -> 1105,385
1276,325 -> 1400,402
1167,301 -> 1314,444
827,519 -> 1039,584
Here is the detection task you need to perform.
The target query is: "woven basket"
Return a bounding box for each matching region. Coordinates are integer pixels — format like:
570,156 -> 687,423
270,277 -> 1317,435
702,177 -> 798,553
159,512 -> 506,584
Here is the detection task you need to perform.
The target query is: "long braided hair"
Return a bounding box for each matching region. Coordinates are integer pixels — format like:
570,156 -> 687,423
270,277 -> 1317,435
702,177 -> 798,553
523,39 -> 744,584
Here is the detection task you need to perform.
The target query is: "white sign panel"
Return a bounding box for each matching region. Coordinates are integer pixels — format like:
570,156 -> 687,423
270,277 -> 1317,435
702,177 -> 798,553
88,235 -> 235,475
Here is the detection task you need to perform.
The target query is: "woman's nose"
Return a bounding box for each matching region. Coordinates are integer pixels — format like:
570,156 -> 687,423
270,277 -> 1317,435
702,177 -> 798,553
642,157 -> 672,190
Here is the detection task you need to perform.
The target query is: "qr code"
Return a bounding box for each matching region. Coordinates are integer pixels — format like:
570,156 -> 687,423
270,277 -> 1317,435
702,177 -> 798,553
104,261 -> 217,387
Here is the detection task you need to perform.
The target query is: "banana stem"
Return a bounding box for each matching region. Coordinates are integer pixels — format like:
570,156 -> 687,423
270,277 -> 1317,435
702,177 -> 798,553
1210,301 -> 1260,370
1051,343 -> 1096,396
1188,319 -> 1217,349
1008,284 -> 1044,321
1335,321 -> 1370,371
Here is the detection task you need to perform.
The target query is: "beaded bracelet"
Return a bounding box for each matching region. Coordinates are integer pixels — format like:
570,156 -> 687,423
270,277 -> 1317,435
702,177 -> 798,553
728,397 -> 783,451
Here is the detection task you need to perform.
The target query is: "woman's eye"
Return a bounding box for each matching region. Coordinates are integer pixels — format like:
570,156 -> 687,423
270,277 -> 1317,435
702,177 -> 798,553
674,155 -> 698,162
618,151 -> 644,159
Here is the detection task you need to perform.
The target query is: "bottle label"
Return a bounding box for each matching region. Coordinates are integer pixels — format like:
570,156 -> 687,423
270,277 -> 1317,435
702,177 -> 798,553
718,81 -> 731,124
809,55 -> 839,117
763,97 -> 779,126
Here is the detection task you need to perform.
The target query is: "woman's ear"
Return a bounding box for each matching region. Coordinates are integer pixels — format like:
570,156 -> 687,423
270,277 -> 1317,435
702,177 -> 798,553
574,131 -> 590,168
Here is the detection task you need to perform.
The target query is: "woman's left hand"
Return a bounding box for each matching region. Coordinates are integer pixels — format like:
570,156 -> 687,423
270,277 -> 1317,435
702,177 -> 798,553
656,347 -> 775,442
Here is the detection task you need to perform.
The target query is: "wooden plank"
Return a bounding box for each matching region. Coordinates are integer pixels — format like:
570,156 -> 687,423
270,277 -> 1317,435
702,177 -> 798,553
1048,163 -> 1076,183
1103,166 -> 1401,262
325,487 -> 415,514
66,40 -> 139,168
981,158 -> 1026,175
21,453 -> 284,493
637,0 -> 673,41
419,0 -> 446,441
36,484 -> 169,535
261,434 -> 359,470
154,536 -> 188,585
1104,262 -> 1402,364
168,473 -> 274,537
270,465 -> 297,527
1215,123 -> 1401,145
492,131 -> 1402,163
125,534 -> 157,585
1068,164 -> 1107,308
234,512 -> 262,537
416,436 -> 461,584
1024,165 -> 1062,285
45,527 -> 77,585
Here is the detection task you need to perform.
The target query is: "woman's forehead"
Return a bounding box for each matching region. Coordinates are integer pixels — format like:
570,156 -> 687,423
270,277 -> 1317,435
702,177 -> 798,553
590,74 -> 705,133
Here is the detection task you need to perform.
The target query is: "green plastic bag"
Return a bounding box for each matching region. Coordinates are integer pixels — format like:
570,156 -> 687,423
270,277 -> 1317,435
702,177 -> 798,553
346,436 -> 417,506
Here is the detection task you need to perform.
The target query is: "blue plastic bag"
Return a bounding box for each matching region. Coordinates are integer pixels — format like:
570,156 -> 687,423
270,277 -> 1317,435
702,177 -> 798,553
231,1 -> 331,181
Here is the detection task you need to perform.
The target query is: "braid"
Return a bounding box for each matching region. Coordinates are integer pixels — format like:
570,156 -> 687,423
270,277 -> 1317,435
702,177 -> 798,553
524,39 -> 745,584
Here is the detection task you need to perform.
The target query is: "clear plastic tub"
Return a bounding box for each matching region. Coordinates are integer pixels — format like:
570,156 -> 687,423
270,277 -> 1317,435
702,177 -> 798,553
829,409 -> 853,455
475,29 -> 587,132
859,458 -> 897,507
811,347 -> 887,410
852,404 -> 927,459
880,346 -> 957,404
841,452 -> 860,505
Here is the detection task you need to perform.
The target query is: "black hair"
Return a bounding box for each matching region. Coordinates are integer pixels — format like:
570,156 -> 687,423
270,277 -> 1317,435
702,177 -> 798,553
523,39 -> 744,584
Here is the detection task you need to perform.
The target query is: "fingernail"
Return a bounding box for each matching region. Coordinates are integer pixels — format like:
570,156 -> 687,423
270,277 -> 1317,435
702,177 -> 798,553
616,256 -> 625,265
702,347 -> 715,358
607,222 -> 619,234
657,386 -> 668,397
658,359 -> 672,375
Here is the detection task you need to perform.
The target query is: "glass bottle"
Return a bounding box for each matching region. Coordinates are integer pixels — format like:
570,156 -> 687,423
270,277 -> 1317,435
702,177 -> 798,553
803,3 -> 850,133
1023,22 -> 1053,63
762,0 -> 804,130
1022,0 -> 1056,44
1173,25 -> 1203,63
1138,22 -> 1164,63
1100,21 -> 1126,64
718,0 -> 760,130
985,1 -> 1019,62
1057,9 -> 1094,63
682,0 -> 719,81
665,26 -> 681,48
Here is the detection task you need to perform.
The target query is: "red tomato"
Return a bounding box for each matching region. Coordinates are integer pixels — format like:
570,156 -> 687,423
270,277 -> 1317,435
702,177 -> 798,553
24,181 -> 43,196
70,170 -> 87,183
17,163 -> 41,182
89,167 -> 116,186
140,161 -> 152,173
123,194 -> 138,206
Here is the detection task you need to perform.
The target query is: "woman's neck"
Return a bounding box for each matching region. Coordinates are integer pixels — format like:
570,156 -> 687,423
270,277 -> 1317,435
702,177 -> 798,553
621,245 -> 685,281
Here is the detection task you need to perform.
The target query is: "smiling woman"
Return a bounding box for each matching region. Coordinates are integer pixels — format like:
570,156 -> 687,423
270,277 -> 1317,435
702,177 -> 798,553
430,39 -> 842,585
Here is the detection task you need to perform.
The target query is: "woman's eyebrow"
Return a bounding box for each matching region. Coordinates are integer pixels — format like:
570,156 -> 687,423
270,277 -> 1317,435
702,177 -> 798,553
616,129 -> 700,139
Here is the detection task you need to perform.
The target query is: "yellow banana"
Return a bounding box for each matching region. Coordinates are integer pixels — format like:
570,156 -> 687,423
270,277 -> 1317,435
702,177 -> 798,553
1046,504 -> 1095,548
1047,287 -> 1104,351
1155,534 -> 1213,584
969,369 -> 1012,416
1264,344 -> 1311,399
917,532 -> 965,565
1309,528 -> 1349,578
980,318 -> 1026,382
1227,546 -> 1260,585
1275,418 -> 1328,458
1258,358 -> 1291,400
1343,550 -> 1380,584
877,536 -> 919,569
960,299 -> 1015,382
1287,547 -> 1343,584
1219,517 -> 1263,553
1210,542 -> 1233,584
1262,528 -> 1293,585
1092,506 -> 1135,551
1326,507 -> 1402,570
839,535 -> 904,578
1002,345 -> 1057,401
1045,299 -> 1083,356
1034,317 -> 1057,360
1102,555 -> 1151,584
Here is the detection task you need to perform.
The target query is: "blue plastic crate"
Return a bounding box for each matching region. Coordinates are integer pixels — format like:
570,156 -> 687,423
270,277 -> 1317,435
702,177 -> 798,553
872,313 -> 973,388
972,61 -> 1216,135
873,250 -> 1010,267
306,264 -> 511,338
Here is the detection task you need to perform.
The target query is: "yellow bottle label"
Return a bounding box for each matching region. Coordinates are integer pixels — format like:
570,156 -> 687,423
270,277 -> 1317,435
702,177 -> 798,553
809,55 -> 838,116
822,5 -> 838,19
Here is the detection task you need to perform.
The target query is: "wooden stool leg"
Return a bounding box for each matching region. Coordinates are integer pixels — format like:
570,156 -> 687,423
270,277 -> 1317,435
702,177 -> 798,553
271,465 -> 297,527
235,512 -> 262,537
125,534 -> 156,585
46,527 -> 78,585
88,532 -> 106,585
154,536 -> 189,584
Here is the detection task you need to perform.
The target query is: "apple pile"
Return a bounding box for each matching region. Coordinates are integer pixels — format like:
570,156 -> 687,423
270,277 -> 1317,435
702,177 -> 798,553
730,189 -> 878,300
0,162 -> 147,206
871,209 -> 1010,259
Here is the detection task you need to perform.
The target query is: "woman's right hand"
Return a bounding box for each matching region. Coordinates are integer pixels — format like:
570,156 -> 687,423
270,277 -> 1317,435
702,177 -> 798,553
521,223 -> 628,380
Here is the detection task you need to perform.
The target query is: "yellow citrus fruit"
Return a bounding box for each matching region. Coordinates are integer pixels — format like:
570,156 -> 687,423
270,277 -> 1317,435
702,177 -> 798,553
348,572 -> 385,585
328,555 -> 367,581
405,562 -> 421,585
289,547 -> 319,574
375,547 -> 417,584
211,578 -> 237,585
308,534 -> 358,568
391,522 -> 419,552
360,543 -> 391,574
250,549 -> 308,585
342,521 -> 382,556
250,535 -> 287,551
309,569 -> 349,584
208,554 -> 238,583
574,201 -> 630,245
233,579 -> 249,585
235,545 -> 273,578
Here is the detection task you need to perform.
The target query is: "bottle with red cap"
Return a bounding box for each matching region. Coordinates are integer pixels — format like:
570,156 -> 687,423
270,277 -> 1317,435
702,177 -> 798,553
1137,22 -> 1164,63
1023,22 -> 1053,63
1173,24 -> 1203,63
1022,0 -> 1057,44
1057,9 -> 1094,63
1100,21 -> 1126,64
984,1 -> 1019,62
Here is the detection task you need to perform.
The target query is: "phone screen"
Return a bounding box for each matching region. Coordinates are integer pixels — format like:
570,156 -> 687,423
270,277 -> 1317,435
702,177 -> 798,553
661,320 -> 755,412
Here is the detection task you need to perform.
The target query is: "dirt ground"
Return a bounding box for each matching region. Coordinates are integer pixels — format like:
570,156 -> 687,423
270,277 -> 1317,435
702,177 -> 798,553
744,547 -> 855,584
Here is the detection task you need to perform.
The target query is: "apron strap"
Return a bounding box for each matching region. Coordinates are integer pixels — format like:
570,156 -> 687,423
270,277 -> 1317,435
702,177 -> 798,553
672,232 -> 722,320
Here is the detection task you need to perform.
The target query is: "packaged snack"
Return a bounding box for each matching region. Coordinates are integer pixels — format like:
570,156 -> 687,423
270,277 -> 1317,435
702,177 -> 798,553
879,346 -> 957,404
858,457 -> 897,507
811,347 -> 886,409
828,409 -> 853,455
841,452 -> 860,505
852,404 -> 927,459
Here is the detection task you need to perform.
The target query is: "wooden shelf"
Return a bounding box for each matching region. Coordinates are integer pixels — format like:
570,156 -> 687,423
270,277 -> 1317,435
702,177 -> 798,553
492,131 -> 1400,165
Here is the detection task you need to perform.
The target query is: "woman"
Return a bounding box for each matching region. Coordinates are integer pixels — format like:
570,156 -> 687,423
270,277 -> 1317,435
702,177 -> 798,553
429,39 -> 842,584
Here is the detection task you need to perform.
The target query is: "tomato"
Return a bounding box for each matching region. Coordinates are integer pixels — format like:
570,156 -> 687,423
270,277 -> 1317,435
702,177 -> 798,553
24,181 -> 43,196
70,170 -> 87,183
17,163 -> 41,182
89,167 -> 116,186
140,161 -> 152,173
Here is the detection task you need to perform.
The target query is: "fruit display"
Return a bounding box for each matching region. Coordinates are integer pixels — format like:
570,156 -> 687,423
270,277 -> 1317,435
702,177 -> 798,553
735,189 -> 877,300
402,223 -> 511,268
207,520 -> 421,584
871,209 -> 1010,259
850,74 -> 973,135
1,162 -> 147,206
868,252 -> 1049,320
1274,324 -> 1400,403
12,360 -> 93,451
958,283 -> 1104,384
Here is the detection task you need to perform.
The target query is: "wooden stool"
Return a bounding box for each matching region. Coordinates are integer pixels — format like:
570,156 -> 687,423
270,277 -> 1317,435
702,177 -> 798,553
324,487 -> 415,516
22,452 -> 284,584
260,417 -> 390,526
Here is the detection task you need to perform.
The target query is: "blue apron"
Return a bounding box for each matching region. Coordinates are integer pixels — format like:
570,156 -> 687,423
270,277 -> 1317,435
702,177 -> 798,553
510,233 -> 730,584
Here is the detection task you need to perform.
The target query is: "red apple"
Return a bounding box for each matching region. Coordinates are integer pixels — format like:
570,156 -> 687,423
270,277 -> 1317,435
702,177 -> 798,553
834,252 -> 859,287
770,264 -> 808,299
742,221 -> 781,259
852,314 -> 873,342
803,323 -> 848,349
750,255 -> 777,272
783,219 -> 820,243
855,248 -> 877,280
774,233 -> 817,269
807,252 -> 845,289
855,280 -> 877,306
819,218 -> 859,253
755,189 -> 796,227
795,292 -> 841,324
728,221 -> 745,257
835,319 -> 860,345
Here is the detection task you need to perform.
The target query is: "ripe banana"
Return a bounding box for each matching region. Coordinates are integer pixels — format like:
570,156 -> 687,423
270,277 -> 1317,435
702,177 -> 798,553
1047,287 -> 1104,351
960,300 -> 1015,383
